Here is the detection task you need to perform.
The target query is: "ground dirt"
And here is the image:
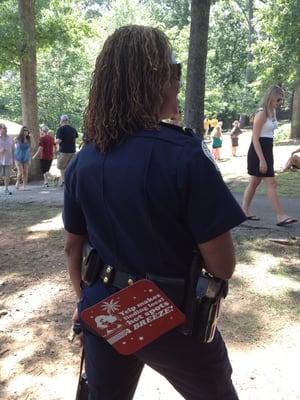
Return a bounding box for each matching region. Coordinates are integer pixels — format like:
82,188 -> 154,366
0,130 -> 299,400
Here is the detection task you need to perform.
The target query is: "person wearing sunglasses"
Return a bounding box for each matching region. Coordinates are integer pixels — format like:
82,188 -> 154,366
242,85 -> 298,226
63,25 -> 245,399
15,126 -> 31,190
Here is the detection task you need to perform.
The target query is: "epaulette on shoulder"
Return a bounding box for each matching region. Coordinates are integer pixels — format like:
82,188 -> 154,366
159,121 -> 185,133
159,122 -> 200,138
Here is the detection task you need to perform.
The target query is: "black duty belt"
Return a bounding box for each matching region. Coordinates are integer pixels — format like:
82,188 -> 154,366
99,265 -> 139,289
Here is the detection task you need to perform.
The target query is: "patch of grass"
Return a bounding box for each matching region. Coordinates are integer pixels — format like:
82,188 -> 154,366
225,170 -> 300,197
220,234 -> 300,345
274,121 -> 290,143
270,264 -> 300,283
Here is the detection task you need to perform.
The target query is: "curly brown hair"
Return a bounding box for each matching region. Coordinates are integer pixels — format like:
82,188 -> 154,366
84,25 -> 179,152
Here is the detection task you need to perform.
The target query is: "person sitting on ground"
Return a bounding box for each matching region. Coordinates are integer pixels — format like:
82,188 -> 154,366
230,120 -> 242,157
283,147 -> 300,171
32,125 -> 56,187
15,126 -> 31,190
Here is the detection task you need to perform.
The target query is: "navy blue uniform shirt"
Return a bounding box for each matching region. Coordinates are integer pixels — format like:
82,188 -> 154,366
63,124 -> 246,278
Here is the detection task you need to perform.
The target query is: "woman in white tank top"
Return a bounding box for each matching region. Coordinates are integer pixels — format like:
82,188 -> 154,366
242,85 -> 298,226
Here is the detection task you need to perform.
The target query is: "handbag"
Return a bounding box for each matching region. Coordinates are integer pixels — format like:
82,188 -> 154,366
75,349 -> 89,400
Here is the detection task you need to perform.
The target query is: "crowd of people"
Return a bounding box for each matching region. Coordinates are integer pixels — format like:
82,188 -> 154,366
0,115 -> 77,194
203,117 -> 243,160
203,115 -> 300,176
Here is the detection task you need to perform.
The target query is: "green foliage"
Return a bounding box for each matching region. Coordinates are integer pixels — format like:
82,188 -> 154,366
0,72 -> 22,122
205,0 -> 252,123
0,1 -> 21,71
37,44 -> 92,132
252,0 -> 300,94
1,0 -> 300,131
142,0 -> 190,29
99,0 -> 155,34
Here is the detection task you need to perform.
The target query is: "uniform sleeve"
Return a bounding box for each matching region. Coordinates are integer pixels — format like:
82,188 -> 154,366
178,140 -> 246,244
63,166 -> 87,235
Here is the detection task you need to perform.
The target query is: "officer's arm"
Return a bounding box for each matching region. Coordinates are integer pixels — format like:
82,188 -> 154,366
65,232 -> 87,299
198,231 -> 235,280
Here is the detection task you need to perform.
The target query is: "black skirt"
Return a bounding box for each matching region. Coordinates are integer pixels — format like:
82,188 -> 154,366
247,137 -> 274,177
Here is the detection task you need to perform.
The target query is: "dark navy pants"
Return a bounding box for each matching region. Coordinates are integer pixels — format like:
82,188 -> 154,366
79,280 -> 239,400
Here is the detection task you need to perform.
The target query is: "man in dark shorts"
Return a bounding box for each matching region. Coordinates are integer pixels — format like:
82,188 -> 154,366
55,114 -> 78,187
33,125 -> 56,187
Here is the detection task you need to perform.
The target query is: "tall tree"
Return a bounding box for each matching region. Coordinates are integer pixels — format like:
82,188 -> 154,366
252,0 -> 300,138
184,0 -> 211,136
291,61 -> 300,139
18,0 -> 40,177
239,0 -> 255,127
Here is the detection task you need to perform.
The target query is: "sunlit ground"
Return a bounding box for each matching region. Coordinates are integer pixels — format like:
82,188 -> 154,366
0,163 -> 299,399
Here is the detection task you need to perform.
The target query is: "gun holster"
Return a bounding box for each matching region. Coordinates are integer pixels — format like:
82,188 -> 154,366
82,243 -> 104,286
82,245 -> 228,343
178,253 -> 228,343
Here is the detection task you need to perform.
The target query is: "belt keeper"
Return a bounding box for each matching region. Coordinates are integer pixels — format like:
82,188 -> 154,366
103,265 -> 113,285
127,278 -> 134,286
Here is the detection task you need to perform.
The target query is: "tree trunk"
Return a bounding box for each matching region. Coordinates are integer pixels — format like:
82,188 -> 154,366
184,0 -> 211,138
18,0 -> 41,179
240,0 -> 254,128
291,62 -> 300,139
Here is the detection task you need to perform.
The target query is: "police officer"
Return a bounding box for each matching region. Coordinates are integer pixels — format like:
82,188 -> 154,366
64,25 -> 246,400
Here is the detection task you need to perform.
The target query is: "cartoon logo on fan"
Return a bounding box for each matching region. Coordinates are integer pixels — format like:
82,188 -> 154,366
93,299 -> 131,342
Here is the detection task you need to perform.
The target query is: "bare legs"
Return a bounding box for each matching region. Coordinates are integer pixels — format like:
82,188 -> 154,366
264,177 -> 292,223
212,148 -> 221,161
4,175 -> 10,191
242,175 -> 296,223
43,171 -> 54,186
59,168 -> 66,186
242,176 -> 262,217
283,155 -> 300,171
15,162 -> 29,190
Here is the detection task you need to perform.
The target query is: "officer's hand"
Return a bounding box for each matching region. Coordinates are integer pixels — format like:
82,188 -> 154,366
71,307 -> 84,346
72,307 -> 79,323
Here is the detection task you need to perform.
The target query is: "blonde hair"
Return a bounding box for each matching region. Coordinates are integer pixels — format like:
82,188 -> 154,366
213,126 -> 222,137
259,85 -> 283,118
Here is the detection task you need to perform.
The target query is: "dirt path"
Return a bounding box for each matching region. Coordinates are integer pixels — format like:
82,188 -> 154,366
1,133 -> 300,399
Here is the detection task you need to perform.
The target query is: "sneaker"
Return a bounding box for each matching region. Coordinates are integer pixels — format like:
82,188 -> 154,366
43,183 -> 49,188
4,188 -> 12,195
